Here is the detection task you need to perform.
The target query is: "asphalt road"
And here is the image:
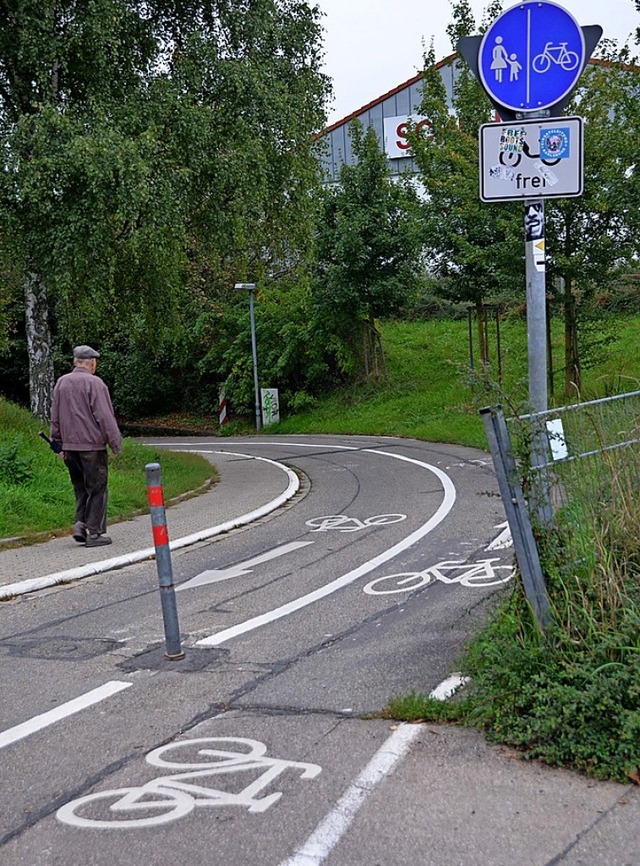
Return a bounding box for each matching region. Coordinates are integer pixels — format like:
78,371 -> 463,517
2,435 -> 637,866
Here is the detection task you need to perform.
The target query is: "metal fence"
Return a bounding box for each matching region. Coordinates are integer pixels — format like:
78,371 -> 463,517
482,389 -> 640,630
517,390 -> 640,531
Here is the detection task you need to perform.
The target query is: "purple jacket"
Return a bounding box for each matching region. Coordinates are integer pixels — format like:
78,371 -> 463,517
50,367 -> 122,454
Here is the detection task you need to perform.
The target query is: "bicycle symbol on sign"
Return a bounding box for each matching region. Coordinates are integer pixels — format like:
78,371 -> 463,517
305,514 -> 406,533
363,558 -> 514,595
57,737 -> 322,829
498,136 -> 561,170
532,42 -> 580,73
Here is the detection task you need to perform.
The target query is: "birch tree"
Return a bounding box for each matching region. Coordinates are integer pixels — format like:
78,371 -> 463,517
0,1 -> 328,420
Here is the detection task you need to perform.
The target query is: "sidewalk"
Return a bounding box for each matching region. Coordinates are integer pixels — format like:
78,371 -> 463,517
0,449 -> 299,599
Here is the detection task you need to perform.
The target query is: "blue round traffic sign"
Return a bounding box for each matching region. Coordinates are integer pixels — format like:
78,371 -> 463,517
479,1 -> 585,112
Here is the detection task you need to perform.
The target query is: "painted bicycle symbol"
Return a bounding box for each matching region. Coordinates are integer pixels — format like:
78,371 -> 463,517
57,737 -> 321,829
532,41 -> 580,73
305,514 -> 406,533
363,558 -> 515,595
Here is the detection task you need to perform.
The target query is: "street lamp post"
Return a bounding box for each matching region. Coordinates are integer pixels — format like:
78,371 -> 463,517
234,283 -> 262,431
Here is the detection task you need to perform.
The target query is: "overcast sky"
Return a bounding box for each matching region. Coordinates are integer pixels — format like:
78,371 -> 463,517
315,0 -> 640,125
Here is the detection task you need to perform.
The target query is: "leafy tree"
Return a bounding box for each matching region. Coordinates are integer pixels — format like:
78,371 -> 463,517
409,2 -> 521,366
546,45 -> 640,393
313,121 -> 424,380
0,1 -> 329,421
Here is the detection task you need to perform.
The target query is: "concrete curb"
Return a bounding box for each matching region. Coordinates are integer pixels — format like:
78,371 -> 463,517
0,454 -> 299,601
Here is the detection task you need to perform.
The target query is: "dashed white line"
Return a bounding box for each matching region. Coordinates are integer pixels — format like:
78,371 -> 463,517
278,670 -> 464,866
429,673 -> 470,701
278,723 -> 422,866
0,681 -> 132,750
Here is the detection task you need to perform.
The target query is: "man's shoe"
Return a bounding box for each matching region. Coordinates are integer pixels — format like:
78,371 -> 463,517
86,533 -> 112,548
73,522 -> 87,543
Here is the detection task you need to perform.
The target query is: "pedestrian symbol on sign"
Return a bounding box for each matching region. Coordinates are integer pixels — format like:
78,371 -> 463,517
490,36 -> 509,82
490,36 -> 522,83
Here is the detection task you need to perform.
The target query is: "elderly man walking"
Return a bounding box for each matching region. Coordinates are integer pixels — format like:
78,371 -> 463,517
50,345 -> 122,547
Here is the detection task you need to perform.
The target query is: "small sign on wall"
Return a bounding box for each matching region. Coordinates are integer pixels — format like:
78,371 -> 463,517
383,115 -> 431,158
261,388 -> 280,426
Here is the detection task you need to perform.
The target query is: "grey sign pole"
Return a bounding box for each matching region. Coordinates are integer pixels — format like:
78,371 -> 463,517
524,199 -> 554,521
235,282 -> 262,432
524,198 -> 548,413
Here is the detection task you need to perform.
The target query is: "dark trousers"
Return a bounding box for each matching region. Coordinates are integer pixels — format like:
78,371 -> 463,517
64,450 -> 109,535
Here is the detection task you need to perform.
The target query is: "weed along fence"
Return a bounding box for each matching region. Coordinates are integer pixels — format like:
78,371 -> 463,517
481,389 -> 640,631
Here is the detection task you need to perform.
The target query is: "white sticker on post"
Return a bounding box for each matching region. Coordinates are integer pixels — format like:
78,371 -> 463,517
546,418 -> 568,460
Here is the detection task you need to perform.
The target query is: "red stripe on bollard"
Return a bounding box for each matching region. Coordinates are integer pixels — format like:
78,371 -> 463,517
153,524 -> 169,547
147,485 -> 164,507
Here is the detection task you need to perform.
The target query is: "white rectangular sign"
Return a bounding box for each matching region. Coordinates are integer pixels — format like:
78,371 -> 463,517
383,115 -> 430,158
479,116 -> 583,202
261,388 -> 280,426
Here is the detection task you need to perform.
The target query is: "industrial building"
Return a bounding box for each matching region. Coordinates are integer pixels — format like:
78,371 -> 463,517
317,53 -> 459,180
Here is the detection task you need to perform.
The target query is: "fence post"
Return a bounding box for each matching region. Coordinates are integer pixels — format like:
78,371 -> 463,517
145,462 -> 186,660
480,406 -> 551,632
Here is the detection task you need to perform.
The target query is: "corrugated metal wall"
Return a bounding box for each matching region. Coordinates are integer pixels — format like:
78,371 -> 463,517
317,56 -> 460,181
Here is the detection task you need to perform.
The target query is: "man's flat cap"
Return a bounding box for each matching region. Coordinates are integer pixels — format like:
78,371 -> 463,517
73,345 -> 100,359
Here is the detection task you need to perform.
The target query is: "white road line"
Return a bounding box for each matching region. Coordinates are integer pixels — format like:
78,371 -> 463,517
429,673 -> 470,700
197,450 -> 456,646
0,681 -> 132,750
279,723 -> 422,866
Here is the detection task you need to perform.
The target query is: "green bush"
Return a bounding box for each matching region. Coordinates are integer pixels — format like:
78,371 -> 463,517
463,596 -> 640,782
0,438 -> 34,485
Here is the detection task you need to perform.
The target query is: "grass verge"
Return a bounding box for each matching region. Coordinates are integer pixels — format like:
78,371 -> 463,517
382,584 -> 640,785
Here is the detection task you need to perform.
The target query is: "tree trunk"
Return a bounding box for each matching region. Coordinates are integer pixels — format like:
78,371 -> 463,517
25,272 -> 55,423
563,276 -> 581,397
362,314 -> 387,381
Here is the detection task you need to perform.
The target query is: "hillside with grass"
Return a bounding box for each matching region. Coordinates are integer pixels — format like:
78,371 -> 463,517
271,313 -> 640,444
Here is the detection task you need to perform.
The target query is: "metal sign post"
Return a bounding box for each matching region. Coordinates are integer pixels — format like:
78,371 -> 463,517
525,199 -> 547,413
459,1 -> 600,416
476,1 -> 586,415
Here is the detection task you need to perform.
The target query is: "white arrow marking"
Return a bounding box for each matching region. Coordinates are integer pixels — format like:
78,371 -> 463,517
176,541 -> 314,592
485,521 -> 513,550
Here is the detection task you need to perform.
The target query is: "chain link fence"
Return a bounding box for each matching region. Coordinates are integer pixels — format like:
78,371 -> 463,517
518,389 -> 640,533
482,389 -> 640,630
